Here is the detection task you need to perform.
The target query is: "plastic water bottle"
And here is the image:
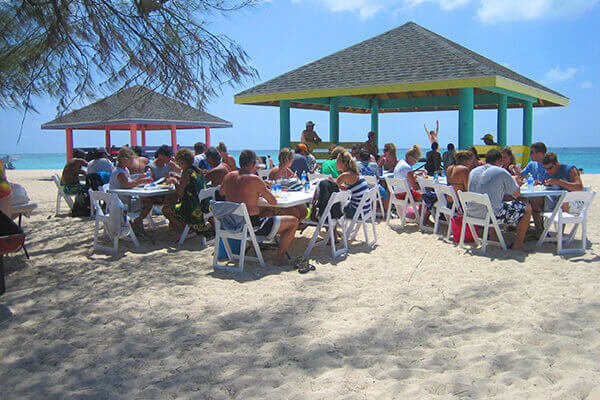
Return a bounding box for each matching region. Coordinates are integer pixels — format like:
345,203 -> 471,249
301,171 -> 308,192
276,179 -> 282,193
527,173 -> 534,188
434,172 -> 439,183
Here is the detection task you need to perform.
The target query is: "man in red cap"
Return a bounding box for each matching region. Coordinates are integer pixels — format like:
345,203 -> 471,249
290,143 -> 311,177
363,131 -> 379,158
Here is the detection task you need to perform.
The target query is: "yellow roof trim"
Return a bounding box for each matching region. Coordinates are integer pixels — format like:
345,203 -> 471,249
494,76 -> 569,107
234,77 -> 496,104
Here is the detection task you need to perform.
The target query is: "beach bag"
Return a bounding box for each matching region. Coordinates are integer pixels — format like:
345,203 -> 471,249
310,180 -> 341,222
85,173 -> 105,191
451,215 -> 474,243
10,184 -> 29,205
71,190 -> 91,217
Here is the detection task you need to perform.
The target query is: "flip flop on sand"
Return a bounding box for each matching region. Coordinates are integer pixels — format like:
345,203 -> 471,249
293,256 -> 316,274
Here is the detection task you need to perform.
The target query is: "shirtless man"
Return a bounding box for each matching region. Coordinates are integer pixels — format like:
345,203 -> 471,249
300,121 -> 322,144
446,150 -> 477,194
216,142 -> 238,171
204,147 -> 231,186
220,149 -> 299,266
60,149 -> 88,194
129,146 -> 150,175
363,131 -> 378,158
424,120 -> 439,145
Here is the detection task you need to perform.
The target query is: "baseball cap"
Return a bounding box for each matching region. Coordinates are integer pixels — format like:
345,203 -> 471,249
481,134 -> 494,141
296,143 -> 309,152
306,121 -> 315,127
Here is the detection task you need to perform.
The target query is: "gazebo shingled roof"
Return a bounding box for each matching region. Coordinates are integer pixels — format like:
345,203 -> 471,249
42,86 -> 232,160
234,21 -> 568,149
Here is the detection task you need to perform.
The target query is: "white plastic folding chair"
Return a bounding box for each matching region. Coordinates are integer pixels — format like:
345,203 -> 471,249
52,173 -> 76,215
178,186 -> 220,246
308,173 -> 329,182
385,177 -> 423,229
432,183 -> 460,240
457,191 -> 507,253
90,190 -> 139,254
345,186 -> 378,247
537,190 -> 596,255
258,169 -> 272,180
362,175 -> 386,219
211,201 -> 265,274
304,191 -> 351,259
416,177 -> 438,232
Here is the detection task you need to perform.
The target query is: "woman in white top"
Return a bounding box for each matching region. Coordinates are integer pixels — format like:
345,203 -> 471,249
393,144 -> 423,198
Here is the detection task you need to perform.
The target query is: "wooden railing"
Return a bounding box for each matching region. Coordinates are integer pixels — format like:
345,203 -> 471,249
289,141 -> 364,161
473,145 -> 530,168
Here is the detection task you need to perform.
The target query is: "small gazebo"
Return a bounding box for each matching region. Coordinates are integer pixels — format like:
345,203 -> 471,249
234,22 -> 568,151
42,86 -> 232,160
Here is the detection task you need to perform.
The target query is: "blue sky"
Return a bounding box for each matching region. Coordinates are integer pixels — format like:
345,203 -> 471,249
2,0 -> 599,154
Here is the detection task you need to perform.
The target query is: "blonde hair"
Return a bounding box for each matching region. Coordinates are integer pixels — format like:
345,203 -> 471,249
330,146 -> 346,160
405,144 -> 422,161
383,142 -> 397,158
174,148 -> 194,167
117,147 -> 135,163
278,148 -> 293,165
337,151 -> 359,175
454,150 -> 474,165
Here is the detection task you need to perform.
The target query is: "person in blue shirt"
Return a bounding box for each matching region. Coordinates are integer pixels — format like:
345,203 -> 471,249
515,142 -> 549,183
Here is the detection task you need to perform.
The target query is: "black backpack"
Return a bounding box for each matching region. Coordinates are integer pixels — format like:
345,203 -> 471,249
71,173 -> 105,217
310,179 -> 342,222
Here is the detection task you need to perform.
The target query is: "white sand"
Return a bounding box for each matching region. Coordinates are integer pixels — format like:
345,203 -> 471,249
1,169 -> 599,399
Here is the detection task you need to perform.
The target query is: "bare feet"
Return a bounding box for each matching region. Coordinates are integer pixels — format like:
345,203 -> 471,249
274,257 -> 293,266
510,243 -> 533,253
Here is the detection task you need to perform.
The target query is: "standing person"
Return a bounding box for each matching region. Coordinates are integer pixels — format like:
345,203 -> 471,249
148,145 -> 180,181
300,121 -> 321,144
269,148 -> 297,180
335,151 -> 370,219
321,146 -> 345,178
0,158 -> 12,217
442,143 -> 455,170
216,142 -> 237,171
60,149 -> 88,194
424,142 -> 442,176
162,148 -> 212,240
424,120 -> 439,144
377,143 -> 399,172
363,131 -> 379,158
467,149 -> 532,252
203,147 -> 232,187
289,144 -> 310,177
220,150 -> 299,266
129,146 -> 150,175
193,142 -> 211,170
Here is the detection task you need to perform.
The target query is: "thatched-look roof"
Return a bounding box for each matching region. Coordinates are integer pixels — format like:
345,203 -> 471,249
235,22 -> 568,113
42,86 -> 232,130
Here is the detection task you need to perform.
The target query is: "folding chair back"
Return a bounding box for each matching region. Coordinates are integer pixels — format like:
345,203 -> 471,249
432,183 -> 460,240
537,190 -> 596,254
90,190 -> 139,254
416,177 -> 438,232
177,186 -> 220,246
457,190 -> 507,253
304,190 -> 350,259
257,169 -> 272,179
308,173 -> 329,182
345,186 -> 378,247
385,177 -> 422,228
211,200 -> 265,274
52,173 -> 76,215
362,175 -> 385,219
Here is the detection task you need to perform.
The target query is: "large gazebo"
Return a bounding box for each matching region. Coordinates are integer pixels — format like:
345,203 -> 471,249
42,86 -> 232,160
234,22 -> 568,150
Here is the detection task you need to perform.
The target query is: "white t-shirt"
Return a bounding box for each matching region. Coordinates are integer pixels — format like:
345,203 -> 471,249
467,164 -> 519,218
87,158 -> 114,174
193,154 -> 206,168
393,159 -> 413,193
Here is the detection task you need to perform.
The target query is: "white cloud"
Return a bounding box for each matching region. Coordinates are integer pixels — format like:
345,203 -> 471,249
319,0 -> 389,19
543,66 -> 578,84
476,0 -> 599,24
404,0 -> 471,11
581,80 -> 593,89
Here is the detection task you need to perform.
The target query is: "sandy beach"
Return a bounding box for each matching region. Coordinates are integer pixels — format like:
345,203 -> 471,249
1,169 -> 599,399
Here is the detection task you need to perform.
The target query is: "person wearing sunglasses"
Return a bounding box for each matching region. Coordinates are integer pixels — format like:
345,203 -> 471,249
541,152 -> 583,192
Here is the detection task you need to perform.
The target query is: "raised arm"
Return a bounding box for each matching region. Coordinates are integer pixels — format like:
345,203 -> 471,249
545,167 -> 583,191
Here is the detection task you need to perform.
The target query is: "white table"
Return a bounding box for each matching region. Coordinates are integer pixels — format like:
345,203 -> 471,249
519,185 -> 566,198
258,188 -> 315,208
107,186 -> 175,197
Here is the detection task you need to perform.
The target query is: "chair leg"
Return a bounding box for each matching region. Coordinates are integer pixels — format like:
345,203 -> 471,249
581,222 -> 587,253
481,223 -> 489,254
56,194 -> 61,215
537,217 -> 552,249
178,225 -> 190,246
557,223 -> 563,254
386,200 -> 393,225
459,218 -> 466,249
238,233 -> 247,273
445,213 -> 453,241
303,226 -> 321,258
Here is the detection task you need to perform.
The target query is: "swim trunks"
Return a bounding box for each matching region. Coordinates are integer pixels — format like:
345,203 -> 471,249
497,200 -> 527,226
62,183 -> 85,195
250,215 -> 281,240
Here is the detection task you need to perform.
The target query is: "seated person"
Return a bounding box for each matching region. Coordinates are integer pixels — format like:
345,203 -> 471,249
302,143 -> 319,173
356,149 -> 379,177
321,146 -> 345,178
216,142 -> 238,171
542,151 -> 583,210
514,142 -> 549,183
269,148 -> 297,180
220,150 -> 299,266
290,144 -> 310,177
162,149 -> 212,240
424,142 -> 442,176
0,158 -> 11,217
192,142 -> 211,170
442,143 -> 455,170
467,149 -> 533,251
501,147 -> 517,174
393,145 -> 423,201
377,143 -> 399,172
149,145 -> 180,181
466,146 -> 485,167
204,147 -> 232,187
300,121 -> 322,144
129,146 -> 150,176
335,151 -> 370,219
446,150 -> 477,194
60,149 -> 88,194
86,147 -> 114,183
363,131 -> 379,158
108,148 -> 154,232
350,143 -> 362,159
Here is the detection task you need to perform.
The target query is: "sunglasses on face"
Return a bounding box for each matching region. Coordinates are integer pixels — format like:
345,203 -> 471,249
543,163 -> 555,171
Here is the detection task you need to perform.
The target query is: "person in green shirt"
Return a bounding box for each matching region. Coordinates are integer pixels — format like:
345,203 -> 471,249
320,146 -> 346,178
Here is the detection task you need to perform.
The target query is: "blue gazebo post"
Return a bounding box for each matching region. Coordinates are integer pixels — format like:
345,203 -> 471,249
329,97 -> 340,144
497,94 -> 508,147
458,88 -> 474,149
280,100 -> 290,149
371,99 -> 379,148
522,101 -> 533,147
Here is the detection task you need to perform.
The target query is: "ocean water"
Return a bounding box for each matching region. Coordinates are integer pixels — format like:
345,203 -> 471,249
3,147 -> 600,173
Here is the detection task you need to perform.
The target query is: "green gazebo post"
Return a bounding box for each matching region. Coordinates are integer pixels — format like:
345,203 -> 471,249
523,101 -> 533,147
497,94 -> 508,147
371,99 -> 379,148
280,100 -> 291,149
458,88 -> 474,150
329,97 -> 340,144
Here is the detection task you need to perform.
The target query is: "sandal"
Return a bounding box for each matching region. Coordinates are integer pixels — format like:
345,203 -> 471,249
293,256 -> 316,274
